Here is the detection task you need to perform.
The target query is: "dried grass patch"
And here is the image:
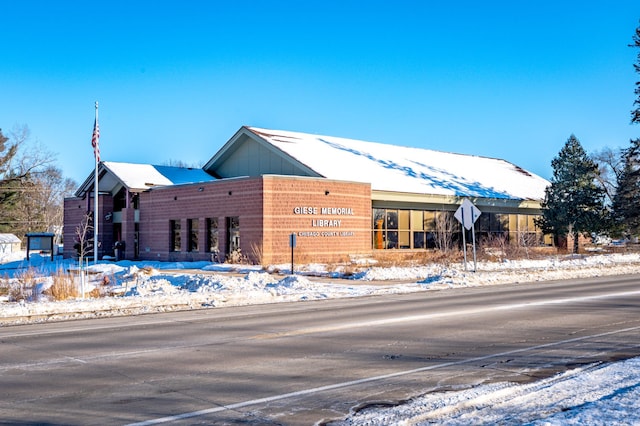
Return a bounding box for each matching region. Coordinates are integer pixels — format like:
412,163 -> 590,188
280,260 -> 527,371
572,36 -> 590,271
46,269 -> 78,301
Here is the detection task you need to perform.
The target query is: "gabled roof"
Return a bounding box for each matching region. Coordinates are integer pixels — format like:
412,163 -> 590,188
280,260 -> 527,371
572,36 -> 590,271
206,126 -> 550,201
75,162 -> 216,198
203,126 -> 321,178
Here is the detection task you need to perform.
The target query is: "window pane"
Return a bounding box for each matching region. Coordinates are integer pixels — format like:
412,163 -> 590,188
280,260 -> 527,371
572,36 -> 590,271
386,210 -> 398,230
532,215 -> 542,231
228,217 -> 240,252
229,216 -> 240,229
477,213 -> 490,232
189,219 -> 199,252
373,208 -> 386,228
386,231 -> 398,249
425,232 -> 436,248
398,210 -> 409,230
207,218 -> 219,252
411,210 -> 423,230
424,211 -> 436,231
373,213 -> 385,249
171,220 -> 181,252
493,214 -> 508,232
398,231 -> 410,248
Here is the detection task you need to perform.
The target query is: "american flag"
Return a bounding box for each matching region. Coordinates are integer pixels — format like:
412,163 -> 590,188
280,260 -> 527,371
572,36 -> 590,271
91,117 -> 100,162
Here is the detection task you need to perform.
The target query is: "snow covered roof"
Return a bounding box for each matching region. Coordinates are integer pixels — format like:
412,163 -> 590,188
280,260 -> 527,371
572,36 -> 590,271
74,127 -> 550,201
75,162 -> 216,197
0,233 -> 20,244
242,127 -> 550,200
102,162 -> 215,189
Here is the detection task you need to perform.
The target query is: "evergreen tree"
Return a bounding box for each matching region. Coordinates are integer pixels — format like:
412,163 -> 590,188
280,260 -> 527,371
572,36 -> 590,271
632,22 -> 640,125
613,23 -> 640,236
612,139 -> 640,236
537,135 -> 608,253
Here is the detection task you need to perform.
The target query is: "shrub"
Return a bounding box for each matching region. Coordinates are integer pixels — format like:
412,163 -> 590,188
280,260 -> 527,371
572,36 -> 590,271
47,269 -> 78,301
226,248 -> 248,264
11,267 -> 38,302
0,274 -> 10,297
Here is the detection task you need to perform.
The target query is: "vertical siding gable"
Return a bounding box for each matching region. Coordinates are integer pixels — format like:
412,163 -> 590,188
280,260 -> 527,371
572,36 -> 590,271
216,137 -> 315,177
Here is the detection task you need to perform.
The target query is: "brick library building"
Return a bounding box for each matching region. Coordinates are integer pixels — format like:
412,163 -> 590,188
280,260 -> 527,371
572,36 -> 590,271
63,126 -> 550,264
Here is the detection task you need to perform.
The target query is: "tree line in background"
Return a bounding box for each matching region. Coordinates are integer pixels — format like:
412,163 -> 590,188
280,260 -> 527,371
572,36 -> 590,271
0,125 -> 77,243
537,22 -> 640,253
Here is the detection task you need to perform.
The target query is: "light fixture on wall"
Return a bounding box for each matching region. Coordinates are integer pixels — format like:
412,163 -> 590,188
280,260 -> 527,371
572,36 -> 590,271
198,187 -> 204,192
228,191 -> 233,196
325,190 -> 330,195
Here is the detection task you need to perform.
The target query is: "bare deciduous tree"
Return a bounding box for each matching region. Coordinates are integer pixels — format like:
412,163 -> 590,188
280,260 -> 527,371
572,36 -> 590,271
0,125 -> 76,240
434,211 -> 457,252
74,213 -> 94,299
591,147 -> 624,207
75,213 -> 94,266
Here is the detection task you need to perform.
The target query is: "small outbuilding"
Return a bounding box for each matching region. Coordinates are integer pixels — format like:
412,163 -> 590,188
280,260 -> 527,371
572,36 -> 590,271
0,233 -> 21,257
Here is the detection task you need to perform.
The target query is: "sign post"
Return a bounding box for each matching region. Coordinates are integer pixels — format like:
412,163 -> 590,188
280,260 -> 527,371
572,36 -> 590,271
454,199 -> 482,272
289,233 -> 297,275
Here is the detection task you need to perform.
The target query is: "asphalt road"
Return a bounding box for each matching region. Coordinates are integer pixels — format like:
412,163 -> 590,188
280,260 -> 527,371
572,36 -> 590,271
1,274 -> 640,425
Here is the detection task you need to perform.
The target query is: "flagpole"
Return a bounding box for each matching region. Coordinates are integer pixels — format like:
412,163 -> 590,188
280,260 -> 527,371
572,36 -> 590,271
93,101 -> 99,264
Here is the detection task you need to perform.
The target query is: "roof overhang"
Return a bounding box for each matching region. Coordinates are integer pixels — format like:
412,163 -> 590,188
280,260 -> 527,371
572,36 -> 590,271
372,190 -> 543,213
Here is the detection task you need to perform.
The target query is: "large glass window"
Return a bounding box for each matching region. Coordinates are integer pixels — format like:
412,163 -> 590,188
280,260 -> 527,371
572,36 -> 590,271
372,208 -> 543,250
188,219 -> 199,252
170,220 -> 181,252
206,218 -> 219,253
227,216 -> 240,254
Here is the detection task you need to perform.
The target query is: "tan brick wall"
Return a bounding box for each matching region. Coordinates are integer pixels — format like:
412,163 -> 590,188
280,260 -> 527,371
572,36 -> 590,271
262,176 -> 372,264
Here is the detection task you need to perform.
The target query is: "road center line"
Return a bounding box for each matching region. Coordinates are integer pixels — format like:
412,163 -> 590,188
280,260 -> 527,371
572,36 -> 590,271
252,290 -> 640,339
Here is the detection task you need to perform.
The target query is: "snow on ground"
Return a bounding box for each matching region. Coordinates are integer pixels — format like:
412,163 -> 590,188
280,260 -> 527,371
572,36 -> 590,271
2,250 -> 640,424
335,357 -> 640,426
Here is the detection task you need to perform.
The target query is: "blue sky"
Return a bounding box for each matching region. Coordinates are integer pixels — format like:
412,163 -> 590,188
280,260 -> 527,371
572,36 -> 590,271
2,1 -> 639,185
